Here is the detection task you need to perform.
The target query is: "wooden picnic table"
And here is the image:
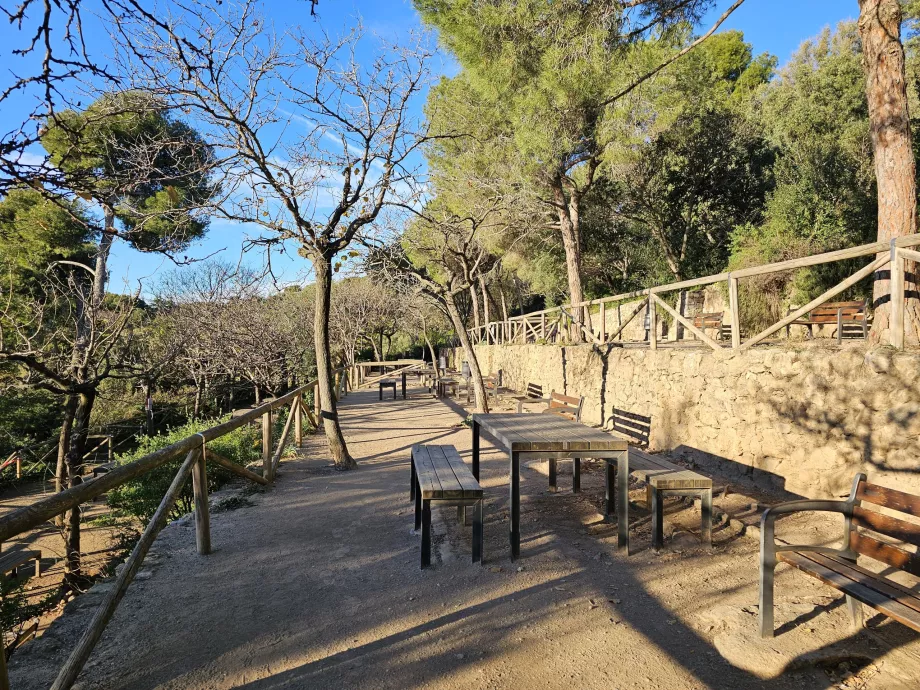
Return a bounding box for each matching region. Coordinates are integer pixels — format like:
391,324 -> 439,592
471,413 -> 629,559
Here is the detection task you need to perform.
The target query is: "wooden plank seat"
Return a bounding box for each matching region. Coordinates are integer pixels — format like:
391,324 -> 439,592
785,299 -> 868,343
378,378 -> 397,400
409,445 -> 484,568
512,382 -> 546,413
0,548 -> 42,578
615,448 -> 713,551
760,473 -> 920,637
691,312 -> 724,341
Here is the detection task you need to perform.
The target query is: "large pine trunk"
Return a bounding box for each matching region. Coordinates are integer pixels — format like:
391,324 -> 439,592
312,251 -> 357,469
859,0 -> 920,345
550,176 -> 587,339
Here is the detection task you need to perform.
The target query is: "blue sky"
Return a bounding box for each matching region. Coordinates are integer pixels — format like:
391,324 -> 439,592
2,0 -> 858,294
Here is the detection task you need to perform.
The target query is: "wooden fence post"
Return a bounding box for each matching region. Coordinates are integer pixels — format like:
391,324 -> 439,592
648,296 -> 657,350
294,395 -> 303,448
728,274 -> 741,350
0,622 -> 9,690
541,313 -> 546,340
891,242 -> 905,349
262,409 -> 272,481
191,447 -> 210,555
599,302 -> 606,343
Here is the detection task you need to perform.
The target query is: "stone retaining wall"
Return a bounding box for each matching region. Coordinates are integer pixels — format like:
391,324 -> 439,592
465,343 -> 920,498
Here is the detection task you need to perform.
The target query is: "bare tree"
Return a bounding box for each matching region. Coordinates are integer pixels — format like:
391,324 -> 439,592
113,1 -> 431,468
367,199 -> 511,413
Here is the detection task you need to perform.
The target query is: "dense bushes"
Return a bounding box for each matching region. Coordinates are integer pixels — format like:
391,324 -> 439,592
108,411 -> 289,522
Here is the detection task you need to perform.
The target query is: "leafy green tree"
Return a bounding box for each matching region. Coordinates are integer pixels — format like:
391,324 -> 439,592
418,0 -> 746,334
0,91 -> 213,589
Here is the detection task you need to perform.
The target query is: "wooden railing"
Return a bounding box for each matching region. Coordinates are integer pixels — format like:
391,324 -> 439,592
469,236 -> 920,351
353,360 -> 424,388
0,370 -> 348,690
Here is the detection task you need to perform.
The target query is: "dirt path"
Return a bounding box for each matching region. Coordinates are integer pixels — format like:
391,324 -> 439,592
10,385 -> 920,689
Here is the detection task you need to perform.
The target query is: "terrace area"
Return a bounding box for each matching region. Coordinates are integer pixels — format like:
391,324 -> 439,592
9,382 -> 920,689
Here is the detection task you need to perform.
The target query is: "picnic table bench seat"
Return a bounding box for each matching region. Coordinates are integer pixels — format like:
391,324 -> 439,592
760,473 -> 920,638
410,445 -> 484,568
0,548 -> 42,578
378,378 -> 397,400
625,448 -> 713,550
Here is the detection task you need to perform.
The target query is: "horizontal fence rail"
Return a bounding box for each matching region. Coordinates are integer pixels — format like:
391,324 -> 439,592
0,369 -> 348,690
468,236 -> 920,351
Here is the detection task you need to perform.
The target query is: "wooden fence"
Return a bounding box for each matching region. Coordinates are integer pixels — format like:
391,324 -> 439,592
0,370 -> 348,690
469,236 -> 920,351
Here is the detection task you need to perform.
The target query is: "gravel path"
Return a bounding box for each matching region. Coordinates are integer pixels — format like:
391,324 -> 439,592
11,385 -> 920,689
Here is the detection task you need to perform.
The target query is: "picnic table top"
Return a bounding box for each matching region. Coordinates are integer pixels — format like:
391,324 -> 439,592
472,413 -> 628,452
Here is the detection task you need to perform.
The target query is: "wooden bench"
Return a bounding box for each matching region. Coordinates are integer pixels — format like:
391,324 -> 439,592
760,473 -> 920,638
437,378 -> 458,399
512,383 -> 545,413
541,391 -> 584,423
609,408 -> 650,448
785,299 -> 868,343
0,548 -> 42,578
409,445 -> 484,568
484,370 -> 503,401
691,312 -> 724,341
601,447 -> 712,551
378,378 -> 397,400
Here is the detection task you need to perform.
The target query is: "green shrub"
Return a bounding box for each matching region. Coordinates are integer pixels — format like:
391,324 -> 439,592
107,412 -> 289,522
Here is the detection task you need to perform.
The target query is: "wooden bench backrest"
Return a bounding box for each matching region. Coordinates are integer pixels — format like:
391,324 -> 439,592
849,477 -> 920,576
546,391 -> 584,422
692,313 -> 723,329
525,382 -> 543,398
609,408 -> 650,447
790,300 -> 867,323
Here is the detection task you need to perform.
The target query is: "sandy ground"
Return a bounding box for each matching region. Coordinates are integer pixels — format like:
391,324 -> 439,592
10,384 -> 920,689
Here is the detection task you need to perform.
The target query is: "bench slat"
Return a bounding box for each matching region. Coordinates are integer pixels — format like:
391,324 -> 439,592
414,445 -> 482,500
440,447 -> 482,498
779,551 -> 920,632
629,449 -> 712,490
852,506 -> 920,547
413,447 -> 444,500
427,446 -> 465,499
806,552 -> 920,616
849,531 -> 920,575
857,482 -> 920,517
0,548 -> 41,576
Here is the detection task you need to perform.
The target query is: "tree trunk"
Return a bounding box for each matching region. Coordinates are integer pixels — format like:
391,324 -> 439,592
550,175 -> 586,338
479,276 -> 490,326
55,395 -> 78,528
445,291 -> 489,413
193,382 -> 202,420
469,285 -> 480,330
424,335 -> 440,381
63,390 -> 95,592
859,0 -> 920,345
312,251 -> 356,469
